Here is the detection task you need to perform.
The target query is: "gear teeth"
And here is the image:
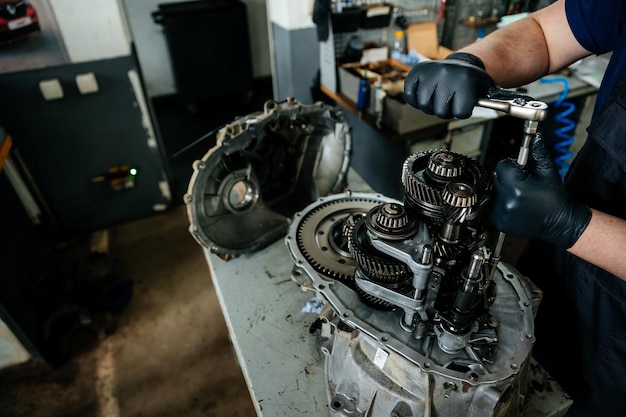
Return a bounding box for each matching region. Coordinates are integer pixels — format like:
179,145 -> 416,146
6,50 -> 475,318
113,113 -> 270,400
294,195 -> 392,282
365,203 -> 418,241
403,150 -> 446,220
427,150 -> 466,178
348,218 -> 414,308
442,182 -> 477,208
401,150 -> 431,186
415,184 -> 443,206
349,218 -> 411,281
403,150 -> 490,226
354,252 -> 409,281
374,203 -> 409,230
355,286 -> 395,310
445,206 -> 472,224
433,239 -> 464,268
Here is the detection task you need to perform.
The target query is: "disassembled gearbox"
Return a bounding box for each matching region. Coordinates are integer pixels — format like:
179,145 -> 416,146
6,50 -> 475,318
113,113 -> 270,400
286,150 -> 542,417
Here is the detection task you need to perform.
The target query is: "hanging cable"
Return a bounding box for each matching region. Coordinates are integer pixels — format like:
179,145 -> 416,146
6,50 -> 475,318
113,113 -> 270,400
539,76 -> 576,178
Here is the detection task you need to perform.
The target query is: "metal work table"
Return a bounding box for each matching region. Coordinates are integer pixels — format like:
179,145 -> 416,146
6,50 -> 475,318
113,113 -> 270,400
203,170 -> 572,417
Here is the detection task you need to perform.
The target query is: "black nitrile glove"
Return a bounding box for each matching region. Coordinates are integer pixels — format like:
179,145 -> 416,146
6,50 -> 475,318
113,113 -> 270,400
403,52 -> 496,119
491,136 -> 592,249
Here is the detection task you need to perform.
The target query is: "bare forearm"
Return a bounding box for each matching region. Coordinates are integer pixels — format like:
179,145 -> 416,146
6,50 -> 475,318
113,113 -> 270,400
459,18 -> 549,87
457,0 -> 590,88
568,209 -> 626,281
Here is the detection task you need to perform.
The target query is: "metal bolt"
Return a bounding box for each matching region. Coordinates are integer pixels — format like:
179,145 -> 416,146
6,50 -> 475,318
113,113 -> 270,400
513,97 -> 527,106
443,382 -> 457,399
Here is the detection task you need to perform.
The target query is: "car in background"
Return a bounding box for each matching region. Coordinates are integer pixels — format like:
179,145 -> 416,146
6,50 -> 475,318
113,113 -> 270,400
0,0 -> 41,45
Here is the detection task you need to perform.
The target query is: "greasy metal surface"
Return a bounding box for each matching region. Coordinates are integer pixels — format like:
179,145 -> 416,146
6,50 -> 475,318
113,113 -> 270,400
288,202 -> 540,416
322,323 -> 527,417
206,231 -> 572,417
185,99 -> 352,259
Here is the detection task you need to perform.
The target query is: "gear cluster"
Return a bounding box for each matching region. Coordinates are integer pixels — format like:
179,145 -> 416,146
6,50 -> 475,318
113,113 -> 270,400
402,150 -> 489,227
290,149 -> 492,313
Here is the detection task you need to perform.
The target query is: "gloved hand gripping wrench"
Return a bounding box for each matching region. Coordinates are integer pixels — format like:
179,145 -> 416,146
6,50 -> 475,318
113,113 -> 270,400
476,94 -> 549,286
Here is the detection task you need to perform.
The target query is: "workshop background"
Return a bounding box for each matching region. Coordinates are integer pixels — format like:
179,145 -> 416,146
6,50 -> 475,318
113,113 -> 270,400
0,0 -> 599,416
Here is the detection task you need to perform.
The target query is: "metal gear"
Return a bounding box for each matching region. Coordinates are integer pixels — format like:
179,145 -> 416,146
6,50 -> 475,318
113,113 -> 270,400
349,217 -> 414,309
442,182 -> 477,208
426,150 -> 466,180
402,150 -> 445,221
402,149 -> 490,226
292,193 -> 397,283
365,202 -> 418,241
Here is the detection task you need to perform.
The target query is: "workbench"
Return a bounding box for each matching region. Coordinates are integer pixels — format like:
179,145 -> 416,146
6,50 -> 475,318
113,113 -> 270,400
203,169 -> 573,417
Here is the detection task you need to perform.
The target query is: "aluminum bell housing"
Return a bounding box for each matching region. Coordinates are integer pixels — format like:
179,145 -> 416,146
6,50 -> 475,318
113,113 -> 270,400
185,98 -> 352,259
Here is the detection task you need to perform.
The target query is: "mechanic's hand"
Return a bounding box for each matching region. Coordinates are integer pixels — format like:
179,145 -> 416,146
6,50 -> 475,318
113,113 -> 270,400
491,136 -> 592,249
403,52 -> 496,119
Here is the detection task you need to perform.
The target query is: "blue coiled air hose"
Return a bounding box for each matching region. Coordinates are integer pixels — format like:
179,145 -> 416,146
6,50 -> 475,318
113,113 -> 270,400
539,77 -> 576,178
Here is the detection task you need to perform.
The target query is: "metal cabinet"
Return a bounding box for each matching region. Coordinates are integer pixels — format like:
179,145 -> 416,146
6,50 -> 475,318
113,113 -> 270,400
153,0 -> 253,101
0,55 -> 172,232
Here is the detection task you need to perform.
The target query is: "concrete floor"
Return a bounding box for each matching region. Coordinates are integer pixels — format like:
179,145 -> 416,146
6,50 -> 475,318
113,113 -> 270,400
0,205 -> 256,417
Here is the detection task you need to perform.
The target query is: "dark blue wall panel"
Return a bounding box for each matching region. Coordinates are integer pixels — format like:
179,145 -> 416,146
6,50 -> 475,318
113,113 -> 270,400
0,55 -> 172,232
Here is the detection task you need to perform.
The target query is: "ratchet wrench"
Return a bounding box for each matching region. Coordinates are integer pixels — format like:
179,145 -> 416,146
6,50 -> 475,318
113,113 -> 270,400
476,92 -> 549,285
477,94 -> 548,165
